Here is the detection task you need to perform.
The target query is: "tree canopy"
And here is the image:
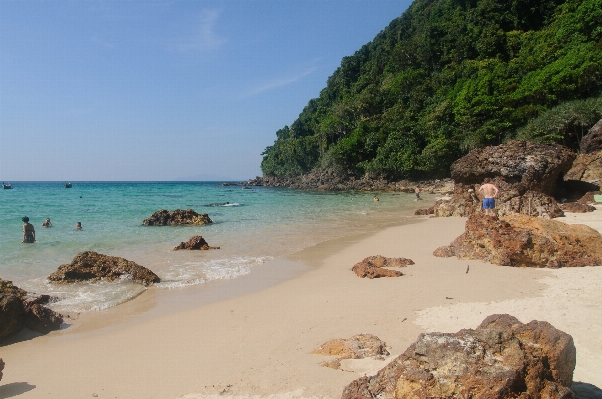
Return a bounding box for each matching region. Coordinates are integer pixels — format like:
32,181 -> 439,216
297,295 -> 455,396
261,0 -> 602,179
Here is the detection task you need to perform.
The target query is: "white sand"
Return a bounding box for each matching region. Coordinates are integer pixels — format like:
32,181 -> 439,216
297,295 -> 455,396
1,210 -> 601,398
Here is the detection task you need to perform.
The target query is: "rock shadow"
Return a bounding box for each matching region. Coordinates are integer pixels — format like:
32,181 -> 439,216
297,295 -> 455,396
572,381 -> 602,399
0,382 -> 36,397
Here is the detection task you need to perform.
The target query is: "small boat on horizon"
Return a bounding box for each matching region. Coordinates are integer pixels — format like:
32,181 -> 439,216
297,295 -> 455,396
2,182 -> 13,189
64,182 -> 72,188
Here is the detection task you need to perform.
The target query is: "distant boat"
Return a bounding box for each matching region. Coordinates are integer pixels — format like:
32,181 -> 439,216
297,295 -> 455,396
2,182 -> 13,189
64,182 -> 72,188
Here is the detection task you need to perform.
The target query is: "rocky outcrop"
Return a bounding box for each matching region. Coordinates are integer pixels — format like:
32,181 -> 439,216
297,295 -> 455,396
48,251 -> 160,286
560,203 -> 596,213
496,190 -> 564,218
580,118 -> 602,154
577,190 -> 602,204
239,173 -> 454,194
564,150 -> 602,194
433,213 -> 602,268
0,279 -> 63,342
313,334 -> 390,369
341,314 -> 576,399
0,357 -> 3,381
173,236 -> 220,250
142,209 -> 213,226
351,256 -> 413,278
450,140 -> 575,196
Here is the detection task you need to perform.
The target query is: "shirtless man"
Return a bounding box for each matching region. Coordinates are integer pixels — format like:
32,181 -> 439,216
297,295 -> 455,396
478,178 -> 499,216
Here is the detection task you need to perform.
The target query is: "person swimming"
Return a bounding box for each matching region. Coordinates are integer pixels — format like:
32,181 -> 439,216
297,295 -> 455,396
22,216 -> 36,243
42,218 -> 52,227
75,221 -> 82,230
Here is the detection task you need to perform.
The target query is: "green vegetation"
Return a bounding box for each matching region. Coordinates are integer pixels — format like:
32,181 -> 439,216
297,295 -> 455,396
261,0 -> 602,179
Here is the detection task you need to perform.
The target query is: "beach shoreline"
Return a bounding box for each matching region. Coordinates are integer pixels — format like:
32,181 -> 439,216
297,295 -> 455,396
1,209 -> 601,398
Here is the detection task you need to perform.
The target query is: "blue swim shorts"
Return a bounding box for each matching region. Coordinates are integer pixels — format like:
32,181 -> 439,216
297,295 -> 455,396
483,198 -> 495,209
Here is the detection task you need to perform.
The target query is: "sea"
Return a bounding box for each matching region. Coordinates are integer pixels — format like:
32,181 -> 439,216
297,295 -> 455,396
0,181 -> 427,313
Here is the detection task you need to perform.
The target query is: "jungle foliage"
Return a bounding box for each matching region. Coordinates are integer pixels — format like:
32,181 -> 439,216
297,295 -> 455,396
261,0 -> 602,179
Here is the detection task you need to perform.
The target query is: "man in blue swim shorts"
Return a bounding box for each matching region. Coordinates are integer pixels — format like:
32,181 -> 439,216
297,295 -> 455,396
478,178 -> 499,216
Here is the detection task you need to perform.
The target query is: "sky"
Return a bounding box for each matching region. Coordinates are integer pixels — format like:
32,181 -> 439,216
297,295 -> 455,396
0,0 -> 411,181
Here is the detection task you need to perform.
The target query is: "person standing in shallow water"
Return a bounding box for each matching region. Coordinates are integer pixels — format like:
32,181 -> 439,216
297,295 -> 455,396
478,178 -> 499,216
22,216 -> 35,243
75,222 -> 82,230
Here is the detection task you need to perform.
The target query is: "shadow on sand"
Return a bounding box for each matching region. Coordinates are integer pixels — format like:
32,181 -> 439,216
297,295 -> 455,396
572,381 -> 602,399
0,382 -> 36,397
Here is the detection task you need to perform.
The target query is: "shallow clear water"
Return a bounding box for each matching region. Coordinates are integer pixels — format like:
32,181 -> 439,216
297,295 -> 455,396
0,181 -> 426,312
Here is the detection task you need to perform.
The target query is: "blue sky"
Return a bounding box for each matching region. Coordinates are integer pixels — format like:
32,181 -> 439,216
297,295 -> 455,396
0,1 -> 411,181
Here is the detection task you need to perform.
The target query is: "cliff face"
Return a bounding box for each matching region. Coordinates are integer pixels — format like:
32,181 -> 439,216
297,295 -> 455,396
261,0 -> 602,182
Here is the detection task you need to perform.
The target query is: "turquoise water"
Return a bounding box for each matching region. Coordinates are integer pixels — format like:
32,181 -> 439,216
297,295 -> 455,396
0,181 -> 426,312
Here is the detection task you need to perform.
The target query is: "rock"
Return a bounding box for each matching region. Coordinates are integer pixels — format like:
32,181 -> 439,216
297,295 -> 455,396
414,207 -> 434,215
577,190 -> 602,204
341,314 -> 576,399
433,213 -> 602,268
564,150 -> 602,193
0,358 -> 3,382
23,302 -> 63,334
451,140 -> 575,196
351,256 -> 413,278
173,235 -> 220,250
560,202 -> 596,213
142,209 -> 213,226
496,190 -> 564,219
0,279 -> 63,341
313,334 -> 390,369
580,118 -> 602,154
48,251 -> 160,286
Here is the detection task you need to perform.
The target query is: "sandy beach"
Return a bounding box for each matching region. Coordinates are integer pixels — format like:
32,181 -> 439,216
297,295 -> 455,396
1,209 -> 601,399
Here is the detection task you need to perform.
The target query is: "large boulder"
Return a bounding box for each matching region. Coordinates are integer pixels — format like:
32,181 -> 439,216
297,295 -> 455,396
0,279 -> 63,342
451,141 -> 575,196
341,314 -> 576,399
431,182 -> 563,218
433,213 -> 602,268
48,251 -> 160,286
173,235 -> 220,251
142,209 -> 213,226
564,150 -> 602,194
580,118 -> 602,154
351,256 -> 413,279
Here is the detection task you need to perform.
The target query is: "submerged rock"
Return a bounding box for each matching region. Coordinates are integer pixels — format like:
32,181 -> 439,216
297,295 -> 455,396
433,213 -> 602,268
0,279 -> 63,342
341,314 -> 576,399
173,235 -> 220,250
142,209 -> 213,226
48,251 -> 160,286
351,255 -> 413,278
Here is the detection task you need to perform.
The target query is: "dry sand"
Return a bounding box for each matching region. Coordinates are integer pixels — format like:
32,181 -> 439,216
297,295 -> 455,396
1,209 -> 601,399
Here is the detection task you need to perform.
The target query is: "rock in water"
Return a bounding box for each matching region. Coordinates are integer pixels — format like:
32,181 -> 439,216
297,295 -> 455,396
433,213 -> 602,268
142,209 -> 213,226
173,235 -> 220,250
48,251 -> 160,286
341,314 -> 576,399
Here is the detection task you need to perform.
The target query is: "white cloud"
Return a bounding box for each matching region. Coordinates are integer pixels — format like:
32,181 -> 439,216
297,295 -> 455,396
174,9 -> 227,52
241,66 -> 319,98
